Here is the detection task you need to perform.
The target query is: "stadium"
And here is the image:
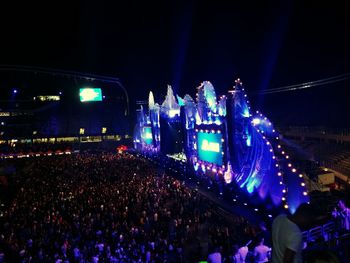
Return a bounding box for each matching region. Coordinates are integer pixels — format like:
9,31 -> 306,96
1,1 -> 350,262
1,71 -> 350,261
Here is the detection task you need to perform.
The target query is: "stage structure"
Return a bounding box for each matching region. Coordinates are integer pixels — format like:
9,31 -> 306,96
134,79 -> 309,212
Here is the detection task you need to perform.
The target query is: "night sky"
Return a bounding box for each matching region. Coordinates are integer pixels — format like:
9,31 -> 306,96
1,1 -> 350,127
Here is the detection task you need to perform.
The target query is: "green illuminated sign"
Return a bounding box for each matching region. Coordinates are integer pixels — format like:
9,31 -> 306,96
143,126 -> 153,145
79,88 -> 103,102
197,132 -> 223,165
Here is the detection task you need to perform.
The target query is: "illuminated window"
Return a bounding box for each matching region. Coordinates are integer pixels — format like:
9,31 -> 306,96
79,128 -> 85,135
56,137 -> 78,142
102,127 -> 107,134
34,96 -> 60,101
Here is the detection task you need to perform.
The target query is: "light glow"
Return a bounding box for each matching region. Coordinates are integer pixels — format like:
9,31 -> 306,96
252,118 -> 261,125
79,88 -> 103,102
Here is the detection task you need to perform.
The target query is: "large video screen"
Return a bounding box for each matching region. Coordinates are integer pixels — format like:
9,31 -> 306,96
142,126 -> 153,145
79,88 -> 103,102
197,132 -> 223,165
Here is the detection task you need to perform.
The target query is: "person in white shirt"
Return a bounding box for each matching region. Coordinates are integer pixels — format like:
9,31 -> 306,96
207,246 -> 222,263
253,238 -> 271,263
237,240 -> 251,263
272,203 -> 318,263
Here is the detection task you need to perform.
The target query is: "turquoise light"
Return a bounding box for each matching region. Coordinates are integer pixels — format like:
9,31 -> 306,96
197,132 -> 223,165
176,95 -> 185,106
142,127 -> 153,145
246,135 -> 251,147
243,108 -> 250,118
79,88 -> 103,102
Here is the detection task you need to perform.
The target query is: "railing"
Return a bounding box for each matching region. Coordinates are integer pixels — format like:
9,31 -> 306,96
302,221 -> 335,242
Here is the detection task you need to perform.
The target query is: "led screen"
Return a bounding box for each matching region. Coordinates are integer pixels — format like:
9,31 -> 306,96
142,126 -> 153,145
79,88 -> 103,102
197,132 -> 223,165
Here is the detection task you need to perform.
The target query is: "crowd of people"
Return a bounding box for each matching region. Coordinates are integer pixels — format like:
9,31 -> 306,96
2,151 -> 349,262
0,152 -> 270,262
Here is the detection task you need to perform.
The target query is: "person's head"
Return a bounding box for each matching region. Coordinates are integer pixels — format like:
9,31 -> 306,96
232,244 -> 239,255
208,243 -> 220,254
290,203 -> 319,230
258,237 -> 265,246
338,200 -> 346,210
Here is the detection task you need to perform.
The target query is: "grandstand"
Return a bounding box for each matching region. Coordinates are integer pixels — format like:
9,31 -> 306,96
0,68 -> 131,150
271,126 -> 350,222
280,126 -> 350,182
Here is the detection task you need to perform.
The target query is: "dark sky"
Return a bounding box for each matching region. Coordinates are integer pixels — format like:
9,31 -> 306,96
1,1 -> 350,127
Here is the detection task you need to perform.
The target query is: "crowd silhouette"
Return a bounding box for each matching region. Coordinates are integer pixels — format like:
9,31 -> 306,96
0,152 -> 260,262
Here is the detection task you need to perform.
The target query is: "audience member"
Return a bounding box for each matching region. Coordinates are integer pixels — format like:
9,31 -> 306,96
253,238 -> 271,263
332,200 -> 350,234
272,203 -> 318,263
237,240 -> 250,263
256,221 -> 271,248
207,245 -> 222,263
